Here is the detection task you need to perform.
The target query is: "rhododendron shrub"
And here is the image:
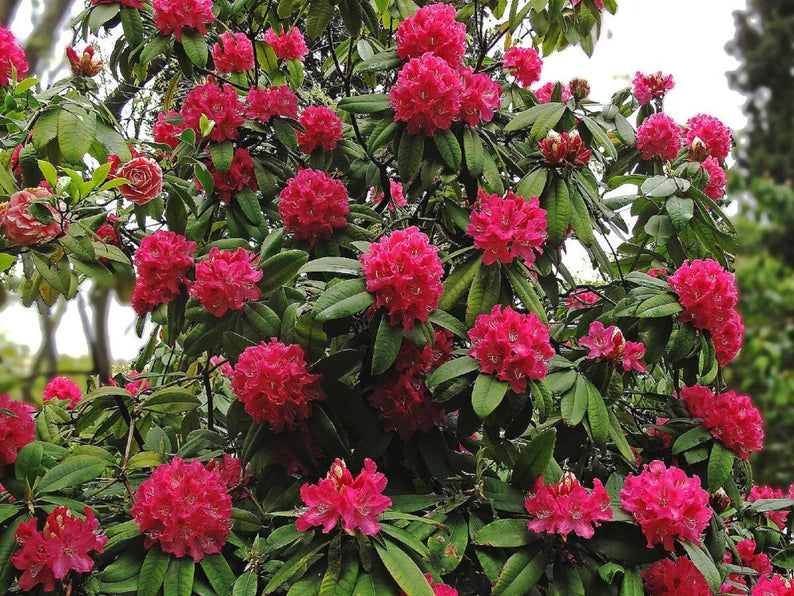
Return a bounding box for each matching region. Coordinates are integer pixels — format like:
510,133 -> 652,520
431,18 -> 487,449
0,0 -> 792,594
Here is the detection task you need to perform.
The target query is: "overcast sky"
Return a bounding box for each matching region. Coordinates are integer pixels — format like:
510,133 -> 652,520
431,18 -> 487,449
1,0 -> 749,362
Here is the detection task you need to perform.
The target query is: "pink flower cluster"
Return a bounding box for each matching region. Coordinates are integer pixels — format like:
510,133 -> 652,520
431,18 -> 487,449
538,130 -> 592,168
667,259 -> 744,366
360,227 -> 444,330
503,47 -> 543,88
12,507 -> 107,592
368,329 -> 453,439
188,248 -> 262,317
0,26 -> 28,86
206,147 -> 257,203
278,168 -> 349,245
620,461 -> 712,551
131,231 -> 196,315
566,290 -> 599,310
632,71 -> 675,105
466,190 -> 547,267
181,82 -> 244,143
458,68 -> 503,127
523,472 -> 612,538
296,458 -> 392,536
369,180 -> 407,210
749,485 -> 790,530
422,574 -> 458,596
641,557 -> 709,596
679,384 -> 764,460
1,188 -> 65,247
701,157 -> 727,201
721,538 -> 773,593
132,458 -> 232,561
212,32 -> 254,73
297,106 -> 344,154
42,377 -> 82,408
152,0 -> 215,42
752,576 -> 794,596
264,27 -> 308,62
468,305 -> 555,393
245,85 -> 298,122
685,114 -> 732,163
117,156 -> 163,205
153,110 -> 186,149
636,113 -> 683,161
534,82 -> 573,104
205,454 -> 250,498
0,393 -> 34,470
231,339 -> 325,431
395,3 -> 466,67
580,321 -> 647,373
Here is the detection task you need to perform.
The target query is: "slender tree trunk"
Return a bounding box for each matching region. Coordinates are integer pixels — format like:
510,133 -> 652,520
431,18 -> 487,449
90,287 -> 112,381
23,0 -> 76,76
0,0 -> 22,26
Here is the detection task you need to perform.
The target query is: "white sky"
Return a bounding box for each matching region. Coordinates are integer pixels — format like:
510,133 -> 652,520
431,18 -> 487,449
0,0 -> 749,362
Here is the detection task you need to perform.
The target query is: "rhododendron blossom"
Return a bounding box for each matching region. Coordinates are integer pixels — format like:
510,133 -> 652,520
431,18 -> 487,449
636,113 -> 683,161
503,46 -> 543,88
567,290 -> 599,310
422,574 -> 458,596
231,339 -> 324,431
620,461 -> 711,551
153,110 -> 186,149
641,557 -> 709,596
296,458 -> 392,536
685,114 -> 732,163
212,32 -> 254,73
205,455 -> 250,497
736,539 -> 773,577
278,168 -> 349,245
263,28 -> 308,62
395,3 -> 466,66
632,71 -> 675,105
360,227 -> 444,330
131,231 -> 196,315
679,384 -> 764,460
0,26 -> 28,86
1,188 -> 65,247
181,82 -> 244,143
0,393 -> 34,470
701,156 -> 728,201
188,248 -> 262,317
539,130 -> 592,168
369,180 -> 407,210
458,68 -> 502,126
466,190 -> 548,266
523,473 -> 612,538
131,458 -> 232,561
11,507 -> 107,592
205,147 -> 257,203
297,106 -> 344,154
152,0 -> 215,42
116,156 -> 163,205
42,377 -> 82,408
245,85 -> 298,122
580,321 -> 647,372
391,54 -> 463,136
66,45 -> 102,77
468,305 -> 555,392
752,575 -> 794,596
534,82 -> 573,103
749,485 -> 790,529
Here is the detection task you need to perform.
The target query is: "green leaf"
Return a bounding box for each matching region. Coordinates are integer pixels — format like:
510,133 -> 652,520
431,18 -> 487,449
232,571 -> 258,596
635,293 -> 683,318
208,141 -> 234,174
561,376 -> 590,426
243,302 -> 281,338
439,256 -> 480,312
473,519 -> 536,548
259,250 -> 308,293
181,29 -> 208,67
472,374 -> 509,418
672,426 -> 713,454
374,539 -> 435,596
466,260 -> 500,327
379,524 -> 430,559
299,257 -> 362,276
313,278 -> 369,319
138,547 -> 170,596
15,441 -> 43,487
337,94 -> 390,114
372,317 -> 404,375
513,428 -> 557,489
568,188 -> 595,246
517,168 -> 548,200
426,310 -> 467,339
505,102 -> 564,133
398,131 -> 424,182
587,389 -> 610,446
141,389 -> 199,414
581,115 -> 617,158
58,107 -> 96,164
619,570 -> 644,596
505,263 -> 547,323
200,554 -> 235,595
543,176 -> 571,246
707,442 -> 734,492
463,127 -> 484,176
264,538 -> 330,593
614,114 -> 636,146
273,118 -> 298,149
666,196 -> 695,231
338,0 -> 363,35
426,356 -> 479,391
306,0 -> 334,38
434,129 -> 462,170
37,455 -> 107,493
120,6 -> 144,49
355,49 -> 402,72
492,546 -> 547,596
680,541 -> 721,594
315,290 -> 375,322
641,176 -> 678,198
164,557 -> 195,596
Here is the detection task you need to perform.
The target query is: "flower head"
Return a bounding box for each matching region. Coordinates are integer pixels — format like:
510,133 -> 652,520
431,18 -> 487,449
534,82 -> 573,104
685,114 -> 732,163
539,130 -> 592,168
752,575 -> 794,596
395,3 -> 466,66
632,71 -> 675,105
188,248 -> 262,317
567,291 -> 598,310
131,231 -> 196,315
736,539 -> 773,577
181,82 -> 244,144
278,169 -> 349,245
153,110 -> 187,150
458,68 -> 502,126
205,147 -> 257,203
636,113 -> 683,161
701,157 -> 727,201
66,45 -> 102,77
205,455 -> 250,498
43,377 -> 82,408
152,0 -> 215,42
264,28 -> 308,62
1,188 -> 65,246
245,85 -> 298,122
0,393 -> 34,470
524,472 -> 612,538
641,557 -> 709,596
297,106 -> 344,154
212,32 -> 254,73
0,26 -> 28,86
369,180 -> 407,211
503,47 -> 543,88
749,485 -> 790,530
117,156 -> 163,205
580,321 -> 625,361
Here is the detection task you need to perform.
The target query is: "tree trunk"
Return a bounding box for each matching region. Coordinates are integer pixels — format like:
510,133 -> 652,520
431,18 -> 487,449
23,0 -> 76,76
0,0 -> 22,26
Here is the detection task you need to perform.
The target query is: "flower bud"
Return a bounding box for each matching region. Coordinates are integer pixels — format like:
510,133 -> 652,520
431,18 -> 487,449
569,77 -> 590,100
66,45 -> 102,77
688,136 -> 710,162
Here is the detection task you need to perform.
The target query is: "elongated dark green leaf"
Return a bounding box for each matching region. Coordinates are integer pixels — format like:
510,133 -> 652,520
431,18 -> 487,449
299,257 -> 362,276
672,426 -> 713,454
164,557 -> 195,596
398,131 -> 424,182
426,356 -> 479,391
473,519 -> 536,547
337,94 -> 390,113
472,374 -> 509,418
517,168 -> 548,199
707,442 -> 734,492
492,545 -> 547,596
434,129 -> 462,170
569,188 -> 594,246
200,554 -> 235,595
439,256 -> 480,312
463,127 -> 484,176
208,141 -> 234,174
372,317 -> 404,375
36,456 -> 107,493
138,547 -> 170,596
120,6 -> 144,49
543,176 -> 571,246
587,390 -> 610,446
466,261 -> 500,327
680,541 -> 721,594
635,293 -> 682,318
243,302 -> 281,338
427,310 -> 467,339
316,291 -> 375,322
504,263 -> 547,323
374,539 -> 435,596
306,0 -> 334,38
264,538 -> 330,593
561,376 -> 590,426
355,49 -> 402,72
142,389 -> 199,414
259,250 -> 308,293
505,102 -> 564,133
232,571 -> 258,596
15,441 -> 43,487
513,428 -> 557,489
58,107 -> 96,164
581,115 -> 617,158
181,29 -> 208,67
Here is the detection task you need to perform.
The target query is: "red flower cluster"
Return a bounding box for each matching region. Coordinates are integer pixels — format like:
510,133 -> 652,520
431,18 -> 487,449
632,71 -> 675,105
752,575 -> 794,596
647,417 -> 673,448
12,507 -> 107,592
369,179 -> 407,210
245,85 -> 298,122
749,485 -> 790,530
0,26 -> 28,86
181,82 -> 244,143
423,574 -> 458,596
297,106 -> 344,154
66,45 -> 102,77
131,231 -> 196,315
152,0 -> 215,42
620,461 -> 712,551
701,156 -> 728,201
231,339 -> 324,431
212,32 -> 254,73
641,557 -> 709,596
685,114 -> 732,163
566,290 -> 598,310
360,227 -> 444,330
395,3 -> 466,67
188,248 -> 262,317
538,130 -> 592,168
206,147 -> 257,203
296,458 -> 392,536
679,384 -> 764,460
1,188 -> 65,246
368,329 -> 453,439
736,538 -> 773,577
667,258 -> 744,366
580,321 -> 647,373
264,27 -> 308,62
278,168 -> 349,245
0,393 -> 34,470
503,46 -> 543,88
468,305 -> 554,393
523,472 -> 612,538
205,454 -> 250,497
534,82 -> 573,104
636,113 -> 683,161
458,68 -> 502,127
116,156 -> 163,205
42,377 -> 82,408
153,110 -> 186,149
466,190 -> 547,267
132,458 -> 232,561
